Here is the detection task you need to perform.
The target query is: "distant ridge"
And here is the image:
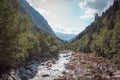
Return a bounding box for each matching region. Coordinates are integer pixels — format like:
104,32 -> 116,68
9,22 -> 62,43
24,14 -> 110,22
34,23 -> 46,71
55,31 -> 76,41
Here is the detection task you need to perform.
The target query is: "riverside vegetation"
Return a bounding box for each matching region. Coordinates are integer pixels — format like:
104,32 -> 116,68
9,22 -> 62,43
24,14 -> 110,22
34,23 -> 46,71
0,0 -> 62,73
0,0 -> 120,80
63,0 -> 120,69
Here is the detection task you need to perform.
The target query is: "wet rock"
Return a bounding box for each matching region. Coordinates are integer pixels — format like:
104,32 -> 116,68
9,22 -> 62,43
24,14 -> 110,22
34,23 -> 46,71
8,76 -> 15,80
26,70 -> 32,75
62,71 -> 66,74
19,67 -> 26,73
20,72 -> 30,78
42,74 -> 50,77
47,68 -> 51,70
28,64 -> 37,71
63,54 -> 70,57
41,63 -> 44,65
0,52 -> 72,80
0,69 -> 21,80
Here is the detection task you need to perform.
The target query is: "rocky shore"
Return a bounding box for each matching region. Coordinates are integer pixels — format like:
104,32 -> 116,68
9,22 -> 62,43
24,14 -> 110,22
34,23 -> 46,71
0,56 -> 56,80
0,51 -> 72,80
1,52 -> 120,80
56,52 -> 120,80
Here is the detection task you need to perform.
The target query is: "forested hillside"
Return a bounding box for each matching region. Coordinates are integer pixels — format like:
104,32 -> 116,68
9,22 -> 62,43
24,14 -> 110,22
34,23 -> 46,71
1,0 -> 120,79
66,0 -> 120,68
0,0 -> 62,72
19,0 -> 55,35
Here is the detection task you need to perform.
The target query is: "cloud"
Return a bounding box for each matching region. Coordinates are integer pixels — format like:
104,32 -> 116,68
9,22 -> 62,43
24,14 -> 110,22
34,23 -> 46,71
48,19 -> 86,35
26,0 -> 114,34
40,0 -> 46,3
37,8 -> 50,16
79,0 -> 87,9
80,7 -> 97,19
80,14 -> 93,19
103,0 -> 114,12
53,27 -> 80,34
79,0 -> 95,9
84,8 -> 97,15
26,0 -> 33,6
88,0 -> 114,12
79,0 -> 97,19
26,0 -> 51,19
79,0 -> 114,19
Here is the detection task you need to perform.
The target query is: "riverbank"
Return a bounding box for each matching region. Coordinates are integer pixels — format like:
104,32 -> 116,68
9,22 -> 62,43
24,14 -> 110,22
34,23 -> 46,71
0,55 -> 57,80
56,52 -> 120,80
29,52 -> 72,80
0,51 -> 72,80
1,52 -> 120,80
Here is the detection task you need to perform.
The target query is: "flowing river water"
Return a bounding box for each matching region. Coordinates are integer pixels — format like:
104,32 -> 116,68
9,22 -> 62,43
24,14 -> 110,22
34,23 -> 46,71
1,51 -> 120,80
28,52 -> 72,80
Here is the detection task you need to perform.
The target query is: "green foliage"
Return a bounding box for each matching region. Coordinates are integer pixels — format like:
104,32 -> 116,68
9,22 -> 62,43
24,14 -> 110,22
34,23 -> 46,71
36,32 -> 49,54
49,45 -> 58,54
67,0 -> 120,69
0,0 -> 35,67
30,31 -> 61,57
0,0 -> 64,69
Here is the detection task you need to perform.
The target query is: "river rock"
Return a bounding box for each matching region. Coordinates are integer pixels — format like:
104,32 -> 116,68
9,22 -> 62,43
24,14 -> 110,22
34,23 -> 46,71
62,71 -> 66,74
26,70 -> 32,75
0,69 -> 21,80
19,67 -> 26,73
42,74 -> 50,77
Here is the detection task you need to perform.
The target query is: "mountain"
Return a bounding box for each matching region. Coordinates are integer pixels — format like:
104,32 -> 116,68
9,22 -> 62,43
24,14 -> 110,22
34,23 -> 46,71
55,31 -> 76,41
18,0 -> 65,44
0,0 -> 65,70
68,0 -> 120,68
19,0 -> 55,35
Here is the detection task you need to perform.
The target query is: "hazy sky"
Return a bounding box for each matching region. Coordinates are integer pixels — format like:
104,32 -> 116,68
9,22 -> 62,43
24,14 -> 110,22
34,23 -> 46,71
26,0 -> 114,34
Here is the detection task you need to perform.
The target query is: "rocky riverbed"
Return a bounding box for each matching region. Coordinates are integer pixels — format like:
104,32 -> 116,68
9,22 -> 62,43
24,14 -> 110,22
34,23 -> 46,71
0,52 -> 120,80
0,51 -> 73,80
56,52 -> 120,80
28,52 -> 72,80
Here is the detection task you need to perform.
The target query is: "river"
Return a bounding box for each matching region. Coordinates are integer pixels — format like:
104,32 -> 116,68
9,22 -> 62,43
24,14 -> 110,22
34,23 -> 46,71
28,52 -> 72,80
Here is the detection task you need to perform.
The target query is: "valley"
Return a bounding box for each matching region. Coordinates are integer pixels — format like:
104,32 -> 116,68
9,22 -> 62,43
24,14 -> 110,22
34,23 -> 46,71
0,0 -> 120,80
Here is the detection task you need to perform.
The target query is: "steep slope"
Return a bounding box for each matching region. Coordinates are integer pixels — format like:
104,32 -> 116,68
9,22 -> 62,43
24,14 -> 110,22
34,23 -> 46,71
69,0 -> 120,68
0,0 -> 64,71
19,0 -> 65,47
19,0 -> 55,35
55,31 -> 76,41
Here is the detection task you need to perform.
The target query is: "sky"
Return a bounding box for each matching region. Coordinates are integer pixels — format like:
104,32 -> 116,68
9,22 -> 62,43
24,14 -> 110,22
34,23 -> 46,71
26,0 -> 114,34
